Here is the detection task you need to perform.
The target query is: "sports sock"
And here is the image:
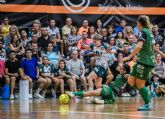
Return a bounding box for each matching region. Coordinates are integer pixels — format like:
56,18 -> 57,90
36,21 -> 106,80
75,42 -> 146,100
73,91 -> 84,97
139,87 -> 150,104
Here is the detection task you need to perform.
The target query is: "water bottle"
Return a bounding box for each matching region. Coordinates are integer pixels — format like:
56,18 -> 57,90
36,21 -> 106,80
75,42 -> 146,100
19,80 -> 29,101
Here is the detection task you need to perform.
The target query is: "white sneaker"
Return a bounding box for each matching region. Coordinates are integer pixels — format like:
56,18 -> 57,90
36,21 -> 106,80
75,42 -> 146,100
35,93 -> 44,99
122,93 -> 128,97
126,93 -> 130,97
10,94 -> 15,100
67,92 -> 75,98
94,98 -> 105,104
29,94 -> 33,99
41,92 -> 46,98
90,97 -> 104,104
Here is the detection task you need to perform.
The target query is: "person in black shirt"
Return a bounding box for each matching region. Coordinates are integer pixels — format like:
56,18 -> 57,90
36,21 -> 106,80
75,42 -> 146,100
101,28 -> 109,44
31,42 -> 42,64
5,51 -> 21,99
123,43 -> 131,57
26,33 -> 38,49
37,27 -> 50,52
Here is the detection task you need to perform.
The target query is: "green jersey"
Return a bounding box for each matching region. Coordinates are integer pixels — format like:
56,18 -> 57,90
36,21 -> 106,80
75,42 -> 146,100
112,75 -> 127,90
56,67 -> 71,76
100,75 -> 127,104
39,64 -> 54,74
137,28 -> 155,67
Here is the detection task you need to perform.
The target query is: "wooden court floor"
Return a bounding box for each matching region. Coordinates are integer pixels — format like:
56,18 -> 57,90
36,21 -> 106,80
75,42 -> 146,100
0,97 -> 165,119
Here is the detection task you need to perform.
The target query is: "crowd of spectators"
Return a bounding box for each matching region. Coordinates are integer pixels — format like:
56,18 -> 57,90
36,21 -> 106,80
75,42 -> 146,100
0,16 -> 165,99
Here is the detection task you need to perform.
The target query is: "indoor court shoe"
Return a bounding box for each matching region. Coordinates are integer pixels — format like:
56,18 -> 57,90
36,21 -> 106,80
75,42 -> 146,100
10,94 -> 15,100
29,94 -> 33,99
34,94 -> 44,99
67,92 -> 75,98
90,97 -> 104,104
137,103 -> 153,111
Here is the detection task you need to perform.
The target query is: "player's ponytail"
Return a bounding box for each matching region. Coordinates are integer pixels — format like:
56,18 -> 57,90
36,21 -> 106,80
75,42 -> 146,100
138,15 -> 152,31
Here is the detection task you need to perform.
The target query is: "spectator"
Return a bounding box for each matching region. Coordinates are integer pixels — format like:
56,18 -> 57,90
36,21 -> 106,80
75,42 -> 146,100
30,21 -> 41,37
62,18 -> 73,42
88,26 -> 97,39
116,31 -> 126,51
128,34 -> 138,52
20,49 -> 38,99
5,51 -> 21,99
152,53 -> 165,84
133,26 -> 140,38
110,52 -> 124,80
96,20 -> 102,34
27,33 -> 38,49
36,56 -> 59,98
4,25 -> 20,48
77,31 -> 93,60
154,43 -> 161,53
107,25 -> 116,38
37,27 -> 50,52
67,26 -> 81,55
47,19 -> 61,39
123,26 -> 136,43
0,33 -> 3,43
115,19 -> 126,33
107,50 -> 117,67
101,28 -> 109,44
67,50 -> 87,91
123,43 -> 131,57
31,42 -> 42,64
0,17 -> 11,37
0,58 -> 9,87
78,20 -> 89,35
0,40 -> 6,61
57,60 -> 74,92
150,74 -> 165,97
43,42 -> 59,68
152,25 -> 164,47
20,29 -> 31,48
49,35 -> 60,55
62,18 -> 73,55
9,34 -> 25,61
108,37 -> 118,54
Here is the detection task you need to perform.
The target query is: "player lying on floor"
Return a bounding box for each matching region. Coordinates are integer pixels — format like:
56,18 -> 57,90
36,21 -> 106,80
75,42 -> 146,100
68,64 -> 130,104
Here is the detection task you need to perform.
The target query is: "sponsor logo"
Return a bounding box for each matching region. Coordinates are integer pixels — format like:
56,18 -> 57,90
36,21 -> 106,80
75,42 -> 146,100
62,0 -> 143,13
62,0 -> 90,13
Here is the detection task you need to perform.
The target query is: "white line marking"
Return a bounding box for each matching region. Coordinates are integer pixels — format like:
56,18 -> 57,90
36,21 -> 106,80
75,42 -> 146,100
33,110 -> 165,119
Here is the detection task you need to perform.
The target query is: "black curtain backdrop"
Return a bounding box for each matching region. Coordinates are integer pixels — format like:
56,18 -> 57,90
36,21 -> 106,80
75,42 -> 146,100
1,0 -> 165,28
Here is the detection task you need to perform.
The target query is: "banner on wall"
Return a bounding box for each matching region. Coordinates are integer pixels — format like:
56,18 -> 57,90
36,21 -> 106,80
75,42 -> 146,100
0,0 -> 165,27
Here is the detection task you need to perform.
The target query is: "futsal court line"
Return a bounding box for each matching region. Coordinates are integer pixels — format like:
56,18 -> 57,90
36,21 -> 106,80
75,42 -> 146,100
33,110 -> 165,119
0,106 -> 165,118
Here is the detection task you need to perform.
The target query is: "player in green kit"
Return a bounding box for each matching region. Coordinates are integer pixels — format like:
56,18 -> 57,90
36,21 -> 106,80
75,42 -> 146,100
122,15 -> 155,111
67,64 -> 130,104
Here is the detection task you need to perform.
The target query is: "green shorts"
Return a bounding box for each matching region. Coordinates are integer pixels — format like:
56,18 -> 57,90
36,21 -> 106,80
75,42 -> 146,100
130,63 -> 153,81
100,85 -> 116,104
93,66 -> 106,78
